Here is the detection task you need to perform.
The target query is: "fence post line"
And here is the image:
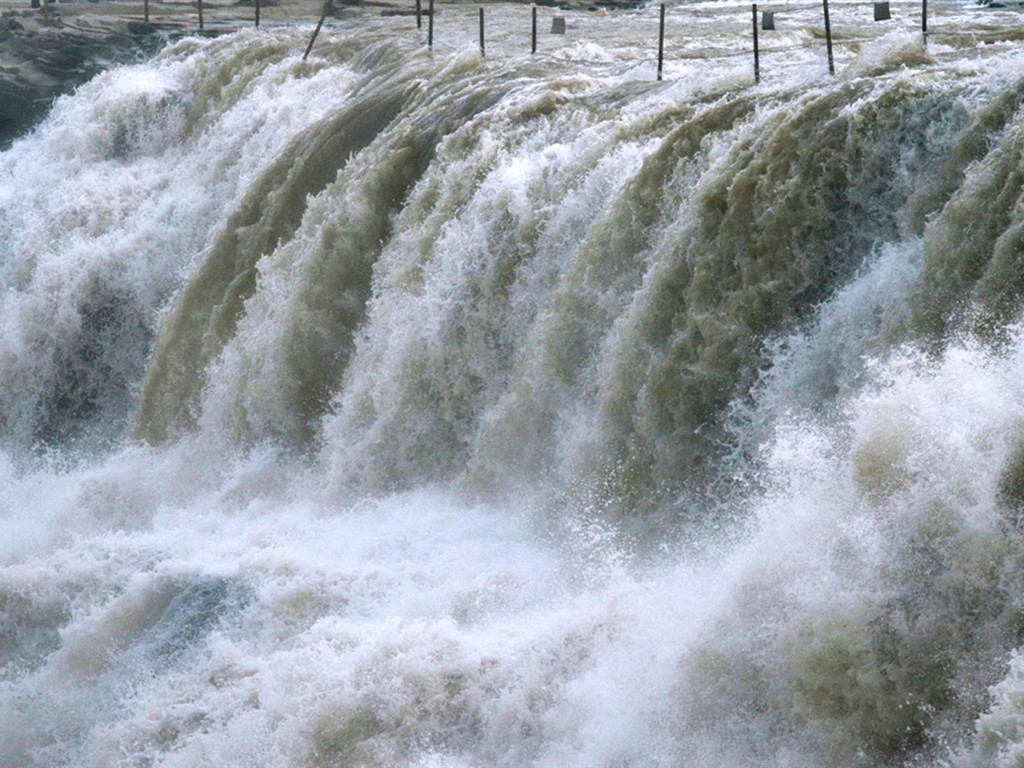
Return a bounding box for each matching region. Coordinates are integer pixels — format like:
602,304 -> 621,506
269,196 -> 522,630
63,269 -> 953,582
822,0 -> 834,74
303,2 -> 329,60
479,6 -> 485,56
415,0 -> 421,29
657,2 -> 666,81
532,4 -> 537,54
753,3 -> 760,83
428,0 -> 434,48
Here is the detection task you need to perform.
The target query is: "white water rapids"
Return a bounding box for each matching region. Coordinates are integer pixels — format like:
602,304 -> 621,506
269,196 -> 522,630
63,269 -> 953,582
5,3 -> 1024,765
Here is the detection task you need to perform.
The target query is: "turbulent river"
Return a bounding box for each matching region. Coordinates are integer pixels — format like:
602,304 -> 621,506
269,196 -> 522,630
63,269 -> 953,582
6,2 -> 1024,765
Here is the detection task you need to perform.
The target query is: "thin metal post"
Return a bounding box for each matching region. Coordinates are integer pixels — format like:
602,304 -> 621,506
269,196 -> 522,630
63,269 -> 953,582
753,3 -> 760,83
303,3 -> 329,60
144,0 -> 149,23
479,6 -> 485,56
428,0 -> 434,48
922,0 -> 928,43
255,0 -> 260,27
198,0 -> 204,30
415,0 -> 421,29
531,5 -> 537,53
657,3 -> 666,81
822,0 -> 834,75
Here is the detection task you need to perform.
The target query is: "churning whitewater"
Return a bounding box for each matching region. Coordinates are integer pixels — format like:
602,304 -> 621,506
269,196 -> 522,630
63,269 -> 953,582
6,3 -> 1024,765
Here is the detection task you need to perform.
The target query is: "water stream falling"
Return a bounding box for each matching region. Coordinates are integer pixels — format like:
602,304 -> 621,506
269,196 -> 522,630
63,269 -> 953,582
5,3 -> 1024,765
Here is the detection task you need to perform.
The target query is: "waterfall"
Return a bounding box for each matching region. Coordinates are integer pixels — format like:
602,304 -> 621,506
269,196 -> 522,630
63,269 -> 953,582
4,8 -> 1024,767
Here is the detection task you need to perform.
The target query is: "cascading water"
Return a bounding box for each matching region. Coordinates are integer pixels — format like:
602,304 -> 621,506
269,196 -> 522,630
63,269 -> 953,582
6,4 -> 1024,766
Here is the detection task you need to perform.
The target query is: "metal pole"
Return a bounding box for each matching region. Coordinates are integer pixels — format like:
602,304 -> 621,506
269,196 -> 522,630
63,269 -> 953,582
428,0 -> 434,47
922,0 -> 928,43
532,5 -> 537,53
822,0 -> 834,75
479,6 -> 485,56
415,0 -> 421,29
753,3 -> 760,83
198,0 -> 204,30
303,3 -> 329,60
657,3 -> 666,81
255,0 -> 260,27
144,0 -> 149,23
